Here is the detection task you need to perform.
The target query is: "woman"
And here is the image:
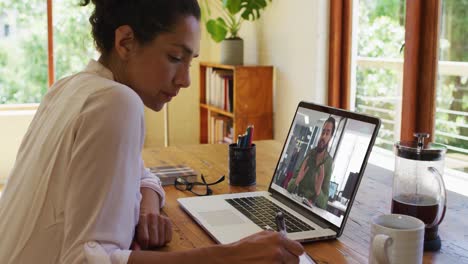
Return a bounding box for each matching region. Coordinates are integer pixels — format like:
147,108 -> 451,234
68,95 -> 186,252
0,0 -> 304,263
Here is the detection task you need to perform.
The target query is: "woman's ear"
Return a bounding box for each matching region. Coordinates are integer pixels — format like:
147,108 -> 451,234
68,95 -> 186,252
114,25 -> 136,60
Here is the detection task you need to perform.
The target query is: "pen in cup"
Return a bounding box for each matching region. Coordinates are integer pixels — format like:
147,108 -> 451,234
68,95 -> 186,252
236,125 -> 254,148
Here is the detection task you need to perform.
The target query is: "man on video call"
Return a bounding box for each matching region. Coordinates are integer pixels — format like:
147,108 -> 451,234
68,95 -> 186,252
287,117 -> 335,209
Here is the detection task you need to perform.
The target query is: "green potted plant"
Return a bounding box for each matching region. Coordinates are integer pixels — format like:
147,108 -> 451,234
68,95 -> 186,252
201,0 -> 272,65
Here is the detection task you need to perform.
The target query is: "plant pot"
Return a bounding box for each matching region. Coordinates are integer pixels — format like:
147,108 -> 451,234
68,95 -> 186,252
220,38 -> 243,65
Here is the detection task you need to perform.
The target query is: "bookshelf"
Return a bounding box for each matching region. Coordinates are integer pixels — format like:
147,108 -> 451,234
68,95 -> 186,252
199,62 -> 273,144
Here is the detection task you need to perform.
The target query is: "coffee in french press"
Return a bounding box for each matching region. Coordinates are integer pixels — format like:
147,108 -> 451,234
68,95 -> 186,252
392,133 -> 447,251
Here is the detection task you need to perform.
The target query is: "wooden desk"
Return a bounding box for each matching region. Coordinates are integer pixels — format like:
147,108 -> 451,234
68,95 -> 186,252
143,140 -> 468,263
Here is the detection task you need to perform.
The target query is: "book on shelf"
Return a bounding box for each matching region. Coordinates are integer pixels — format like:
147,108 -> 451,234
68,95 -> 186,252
149,165 -> 197,186
205,67 -> 211,105
223,136 -> 233,144
208,114 -> 233,144
204,67 -> 233,112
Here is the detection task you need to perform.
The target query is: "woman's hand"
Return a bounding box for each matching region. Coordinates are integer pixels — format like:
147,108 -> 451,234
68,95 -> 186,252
129,230 -> 304,264
133,212 -> 172,250
132,188 -> 173,250
225,231 -> 304,264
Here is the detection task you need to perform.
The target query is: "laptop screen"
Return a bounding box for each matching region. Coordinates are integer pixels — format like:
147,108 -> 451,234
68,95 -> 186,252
270,103 -> 378,228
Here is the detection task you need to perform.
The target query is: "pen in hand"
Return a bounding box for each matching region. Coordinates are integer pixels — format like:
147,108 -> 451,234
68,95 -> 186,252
275,211 -> 317,264
275,211 -> 287,237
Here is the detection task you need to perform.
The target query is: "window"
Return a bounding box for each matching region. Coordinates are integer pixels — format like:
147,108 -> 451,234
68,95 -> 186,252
0,0 -> 94,105
330,0 -> 468,175
435,0 -> 468,173
351,0 -> 406,150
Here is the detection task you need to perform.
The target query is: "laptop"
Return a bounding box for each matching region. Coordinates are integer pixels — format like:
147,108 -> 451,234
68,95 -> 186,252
178,101 -> 381,245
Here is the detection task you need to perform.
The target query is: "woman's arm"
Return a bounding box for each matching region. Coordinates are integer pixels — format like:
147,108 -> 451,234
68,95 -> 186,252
133,160 -> 173,249
128,231 -> 304,264
140,187 -> 161,215
61,87 -> 146,263
140,165 -> 165,208
132,187 -> 172,250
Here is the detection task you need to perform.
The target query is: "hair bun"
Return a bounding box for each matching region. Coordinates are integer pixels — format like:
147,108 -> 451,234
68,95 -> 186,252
80,0 -> 109,7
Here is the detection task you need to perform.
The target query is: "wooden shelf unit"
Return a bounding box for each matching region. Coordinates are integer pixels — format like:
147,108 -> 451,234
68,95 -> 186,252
199,62 -> 274,144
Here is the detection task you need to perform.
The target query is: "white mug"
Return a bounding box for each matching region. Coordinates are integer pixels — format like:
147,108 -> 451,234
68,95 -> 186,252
369,214 -> 425,264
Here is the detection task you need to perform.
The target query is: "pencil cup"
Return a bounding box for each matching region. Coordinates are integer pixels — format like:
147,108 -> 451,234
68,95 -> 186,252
228,143 -> 256,186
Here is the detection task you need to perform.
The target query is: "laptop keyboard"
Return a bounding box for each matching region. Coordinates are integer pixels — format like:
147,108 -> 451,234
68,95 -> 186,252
225,196 -> 315,233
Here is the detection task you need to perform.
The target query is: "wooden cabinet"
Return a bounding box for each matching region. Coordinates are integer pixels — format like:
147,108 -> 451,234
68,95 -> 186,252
199,62 -> 274,144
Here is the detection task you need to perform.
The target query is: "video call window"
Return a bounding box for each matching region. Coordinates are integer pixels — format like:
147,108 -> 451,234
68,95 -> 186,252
271,107 -> 375,227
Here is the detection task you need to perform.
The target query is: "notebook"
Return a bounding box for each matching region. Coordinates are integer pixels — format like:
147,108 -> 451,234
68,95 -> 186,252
149,165 -> 197,186
178,101 -> 381,247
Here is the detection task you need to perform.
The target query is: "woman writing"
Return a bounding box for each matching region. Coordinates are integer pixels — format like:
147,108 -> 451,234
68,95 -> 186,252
0,0 -> 303,263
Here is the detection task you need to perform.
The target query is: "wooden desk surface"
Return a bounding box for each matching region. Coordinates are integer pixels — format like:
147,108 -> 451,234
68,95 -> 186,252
142,140 -> 468,263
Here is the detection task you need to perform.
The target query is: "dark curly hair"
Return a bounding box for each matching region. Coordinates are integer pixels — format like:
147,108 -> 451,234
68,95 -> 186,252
80,0 -> 200,54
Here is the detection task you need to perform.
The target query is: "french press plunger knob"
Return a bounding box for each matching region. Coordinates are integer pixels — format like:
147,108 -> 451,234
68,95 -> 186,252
414,133 -> 430,150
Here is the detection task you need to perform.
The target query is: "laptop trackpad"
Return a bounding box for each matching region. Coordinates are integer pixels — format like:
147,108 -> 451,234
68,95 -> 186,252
199,210 -> 246,226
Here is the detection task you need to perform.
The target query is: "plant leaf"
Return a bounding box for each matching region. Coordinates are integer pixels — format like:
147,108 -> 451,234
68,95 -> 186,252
223,0 -> 242,15
206,18 -> 228,42
240,0 -> 271,21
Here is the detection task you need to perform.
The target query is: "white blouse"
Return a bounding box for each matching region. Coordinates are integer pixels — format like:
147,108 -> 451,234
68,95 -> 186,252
0,60 -> 165,264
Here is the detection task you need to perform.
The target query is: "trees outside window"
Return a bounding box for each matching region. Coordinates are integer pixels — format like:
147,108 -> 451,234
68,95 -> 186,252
353,0 -> 405,150
350,0 -> 468,173
0,0 -> 94,105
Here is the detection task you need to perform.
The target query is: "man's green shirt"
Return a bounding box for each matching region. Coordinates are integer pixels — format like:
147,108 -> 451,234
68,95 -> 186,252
286,148 -> 333,209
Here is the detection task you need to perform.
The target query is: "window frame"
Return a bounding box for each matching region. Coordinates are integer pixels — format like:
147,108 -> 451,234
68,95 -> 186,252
47,0 -> 54,87
328,0 -> 442,143
328,0 -> 353,110
400,0 -> 441,142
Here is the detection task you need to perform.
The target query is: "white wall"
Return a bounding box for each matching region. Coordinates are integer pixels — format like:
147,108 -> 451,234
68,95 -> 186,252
0,109 -> 35,181
144,0 -> 330,146
248,0 -> 330,142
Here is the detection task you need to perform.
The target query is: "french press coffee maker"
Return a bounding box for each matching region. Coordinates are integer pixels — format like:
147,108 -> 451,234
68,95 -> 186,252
392,133 -> 447,251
